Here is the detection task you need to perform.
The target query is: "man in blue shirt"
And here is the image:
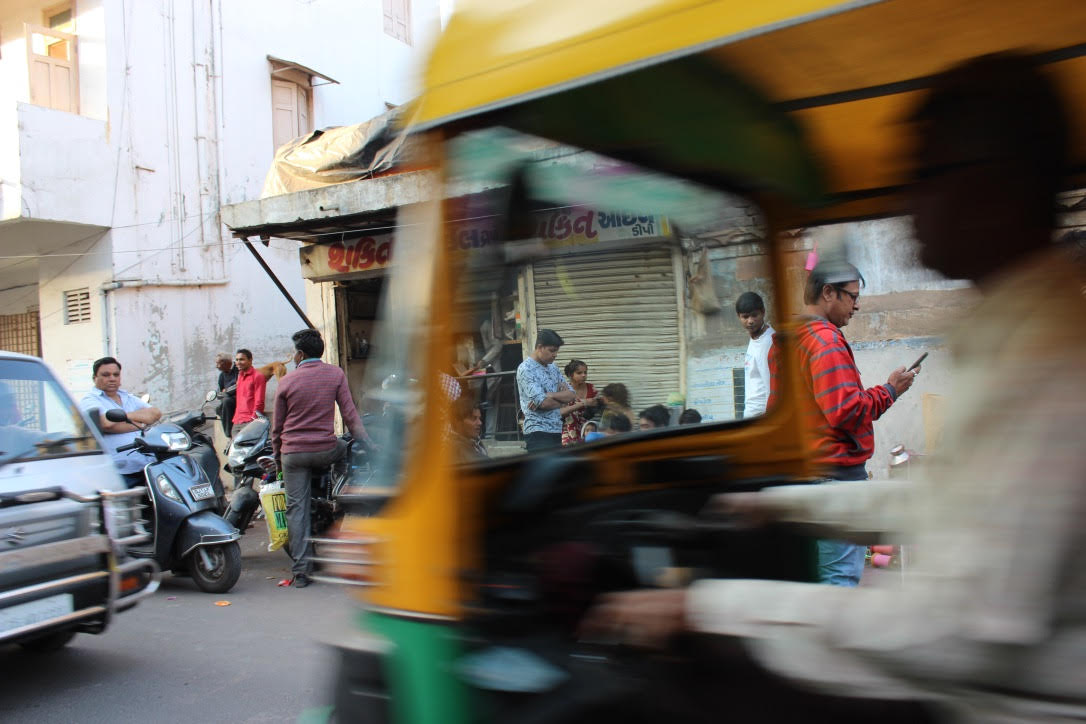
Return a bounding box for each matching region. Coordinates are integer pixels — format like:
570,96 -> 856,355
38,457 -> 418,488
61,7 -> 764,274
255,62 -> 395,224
80,357 -> 162,487
515,329 -> 576,452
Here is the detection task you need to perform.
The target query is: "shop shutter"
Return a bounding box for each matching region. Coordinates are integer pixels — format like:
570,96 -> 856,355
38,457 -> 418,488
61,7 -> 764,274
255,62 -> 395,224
532,247 -> 680,412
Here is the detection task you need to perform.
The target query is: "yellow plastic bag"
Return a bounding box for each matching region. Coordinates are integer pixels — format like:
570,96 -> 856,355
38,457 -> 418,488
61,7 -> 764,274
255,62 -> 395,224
259,481 -> 289,552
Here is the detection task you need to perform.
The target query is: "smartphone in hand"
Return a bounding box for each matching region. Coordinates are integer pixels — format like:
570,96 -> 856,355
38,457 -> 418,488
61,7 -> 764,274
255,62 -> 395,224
907,352 -> 928,372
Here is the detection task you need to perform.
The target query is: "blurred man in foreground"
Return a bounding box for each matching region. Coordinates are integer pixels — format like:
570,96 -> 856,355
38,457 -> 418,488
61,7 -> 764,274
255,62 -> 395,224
581,53 -> 1085,721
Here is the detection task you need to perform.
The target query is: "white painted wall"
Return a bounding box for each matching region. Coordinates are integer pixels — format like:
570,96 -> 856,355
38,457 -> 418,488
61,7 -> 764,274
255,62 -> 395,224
808,218 -> 972,295
37,232 -> 113,396
15,103 -> 112,225
217,0 -> 443,204
2,0 -> 438,410
0,102 -> 20,221
0,278 -> 39,314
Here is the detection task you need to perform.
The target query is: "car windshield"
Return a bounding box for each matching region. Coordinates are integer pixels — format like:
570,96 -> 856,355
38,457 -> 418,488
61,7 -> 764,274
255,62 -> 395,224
0,358 -> 102,465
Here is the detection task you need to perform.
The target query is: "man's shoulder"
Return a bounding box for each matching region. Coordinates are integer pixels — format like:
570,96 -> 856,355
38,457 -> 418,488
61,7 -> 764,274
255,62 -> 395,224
78,388 -> 103,406
315,361 -> 347,381
285,361 -> 343,384
797,317 -> 840,344
516,358 -> 538,374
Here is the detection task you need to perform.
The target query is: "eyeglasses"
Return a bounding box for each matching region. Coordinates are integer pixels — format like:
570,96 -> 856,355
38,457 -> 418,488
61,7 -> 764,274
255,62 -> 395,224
834,287 -> 860,304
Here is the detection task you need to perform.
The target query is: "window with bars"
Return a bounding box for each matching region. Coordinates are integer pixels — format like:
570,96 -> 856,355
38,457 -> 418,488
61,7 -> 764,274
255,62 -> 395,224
732,366 -> 746,419
0,310 -> 41,357
63,288 -> 91,325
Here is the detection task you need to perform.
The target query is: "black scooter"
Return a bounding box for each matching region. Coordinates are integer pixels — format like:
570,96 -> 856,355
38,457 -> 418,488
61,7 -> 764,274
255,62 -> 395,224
107,409 -> 242,593
223,414 -> 369,539
166,406 -> 228,512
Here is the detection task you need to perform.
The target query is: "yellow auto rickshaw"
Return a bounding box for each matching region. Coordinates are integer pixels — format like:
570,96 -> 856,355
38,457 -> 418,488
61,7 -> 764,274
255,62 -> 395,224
314,1 -> 1086,722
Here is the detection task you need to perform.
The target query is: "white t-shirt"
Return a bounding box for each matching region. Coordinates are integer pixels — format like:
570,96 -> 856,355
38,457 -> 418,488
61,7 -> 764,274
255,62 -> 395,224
743,325 -> 775,419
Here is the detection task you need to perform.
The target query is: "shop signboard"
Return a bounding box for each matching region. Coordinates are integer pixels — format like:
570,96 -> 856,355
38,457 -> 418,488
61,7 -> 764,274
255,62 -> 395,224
300,233 -> 393,281
299,208 -> 670,280
449,208 -> 670,252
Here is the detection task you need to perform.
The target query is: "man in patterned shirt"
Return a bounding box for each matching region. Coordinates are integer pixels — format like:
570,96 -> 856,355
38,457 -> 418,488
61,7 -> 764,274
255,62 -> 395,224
516,328 -> 576,452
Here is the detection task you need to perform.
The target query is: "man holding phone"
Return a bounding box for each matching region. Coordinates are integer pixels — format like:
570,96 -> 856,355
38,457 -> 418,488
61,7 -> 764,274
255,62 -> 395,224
766,260 -> 917,586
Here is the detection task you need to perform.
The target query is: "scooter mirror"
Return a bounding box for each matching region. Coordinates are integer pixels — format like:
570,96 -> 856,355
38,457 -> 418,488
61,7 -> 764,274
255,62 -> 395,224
105,409 -> 129,423
205,389 -> 218,402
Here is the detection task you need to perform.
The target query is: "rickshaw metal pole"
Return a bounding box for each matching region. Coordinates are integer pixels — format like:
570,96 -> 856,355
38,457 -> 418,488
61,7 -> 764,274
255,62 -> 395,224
241,239 -> 317,330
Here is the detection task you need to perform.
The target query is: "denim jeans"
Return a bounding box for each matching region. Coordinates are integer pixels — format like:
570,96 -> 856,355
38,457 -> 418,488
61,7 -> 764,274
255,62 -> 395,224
817,539 -> 868,587
817,464 -> 868,587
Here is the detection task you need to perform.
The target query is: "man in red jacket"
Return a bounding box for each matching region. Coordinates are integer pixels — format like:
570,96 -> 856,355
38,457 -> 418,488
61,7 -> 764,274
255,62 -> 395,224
231,348 -> 265,436
768,261 -> 916,585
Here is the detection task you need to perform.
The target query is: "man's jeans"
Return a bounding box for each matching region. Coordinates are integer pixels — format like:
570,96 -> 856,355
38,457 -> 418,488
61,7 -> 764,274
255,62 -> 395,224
281,440 -> 347,577
817,464 -> 868,587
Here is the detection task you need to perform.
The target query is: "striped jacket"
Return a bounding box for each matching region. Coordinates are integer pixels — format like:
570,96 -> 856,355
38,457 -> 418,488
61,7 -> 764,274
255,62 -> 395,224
768,316 -> 896,469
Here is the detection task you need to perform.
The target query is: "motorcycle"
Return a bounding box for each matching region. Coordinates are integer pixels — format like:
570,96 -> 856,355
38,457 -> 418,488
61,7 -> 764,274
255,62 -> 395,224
106,408 -> 242,593
222,414 -> 370,541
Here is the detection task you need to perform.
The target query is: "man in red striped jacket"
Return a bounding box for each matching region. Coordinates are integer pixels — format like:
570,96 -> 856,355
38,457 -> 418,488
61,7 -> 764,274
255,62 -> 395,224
767,260 -> 916,586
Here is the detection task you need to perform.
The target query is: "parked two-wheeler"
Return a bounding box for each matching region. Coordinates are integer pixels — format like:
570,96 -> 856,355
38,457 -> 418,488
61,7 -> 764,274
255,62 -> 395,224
106,408 -> 242,593
165,405 -> 228,512
222,413 -> 271,533
223,413 -> 371,539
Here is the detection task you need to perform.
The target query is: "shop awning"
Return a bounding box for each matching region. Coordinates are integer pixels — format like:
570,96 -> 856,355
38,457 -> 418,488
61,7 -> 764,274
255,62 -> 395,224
268,55 -> 339,85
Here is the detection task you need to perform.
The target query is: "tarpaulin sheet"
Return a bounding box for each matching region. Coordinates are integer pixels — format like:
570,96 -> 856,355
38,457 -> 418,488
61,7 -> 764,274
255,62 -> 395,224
261,108 -> 411,198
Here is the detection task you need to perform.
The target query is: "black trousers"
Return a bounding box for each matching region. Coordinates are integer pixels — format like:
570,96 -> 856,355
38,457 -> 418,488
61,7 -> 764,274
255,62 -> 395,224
220,396 -> 236,437
525,432 -> 562,452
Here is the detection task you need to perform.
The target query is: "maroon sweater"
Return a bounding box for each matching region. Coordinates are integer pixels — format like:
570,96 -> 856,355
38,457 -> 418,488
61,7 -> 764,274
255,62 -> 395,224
768,317 -> 896,469
272,360 -> 368,456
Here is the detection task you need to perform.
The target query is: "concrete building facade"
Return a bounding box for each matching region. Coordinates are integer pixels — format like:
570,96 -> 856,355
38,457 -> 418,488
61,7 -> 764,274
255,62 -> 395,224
0,0 -> 441,406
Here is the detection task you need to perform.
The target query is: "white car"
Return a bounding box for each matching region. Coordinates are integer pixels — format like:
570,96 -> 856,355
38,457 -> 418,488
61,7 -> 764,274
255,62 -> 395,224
0,351 -> 158,651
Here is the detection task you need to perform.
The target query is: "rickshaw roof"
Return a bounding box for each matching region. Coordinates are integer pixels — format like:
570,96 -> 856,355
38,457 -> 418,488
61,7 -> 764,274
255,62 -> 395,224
416,0 -> 1086,223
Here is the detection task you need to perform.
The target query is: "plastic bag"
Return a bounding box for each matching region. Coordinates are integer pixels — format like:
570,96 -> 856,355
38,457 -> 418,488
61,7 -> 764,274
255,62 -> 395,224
259,480 -> 290,552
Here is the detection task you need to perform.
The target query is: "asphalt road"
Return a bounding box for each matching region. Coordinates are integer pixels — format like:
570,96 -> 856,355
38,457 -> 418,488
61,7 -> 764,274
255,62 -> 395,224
0,525 -> 358,724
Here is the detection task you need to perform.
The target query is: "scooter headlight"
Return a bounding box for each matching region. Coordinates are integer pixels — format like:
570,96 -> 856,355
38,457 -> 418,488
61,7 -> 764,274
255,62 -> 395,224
155,473 -> 183,502
160,430 -> 191,451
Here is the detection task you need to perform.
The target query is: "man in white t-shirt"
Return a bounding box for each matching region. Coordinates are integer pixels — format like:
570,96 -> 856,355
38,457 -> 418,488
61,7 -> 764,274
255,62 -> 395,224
736,291 -> 775,418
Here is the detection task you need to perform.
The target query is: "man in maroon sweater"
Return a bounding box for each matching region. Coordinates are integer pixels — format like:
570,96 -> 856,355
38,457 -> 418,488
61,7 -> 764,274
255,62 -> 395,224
272,328 -> 372,588
768,261 -> 916,586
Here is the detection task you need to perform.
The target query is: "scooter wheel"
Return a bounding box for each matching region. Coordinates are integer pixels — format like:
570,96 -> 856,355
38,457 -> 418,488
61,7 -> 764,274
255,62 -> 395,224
188,542 -> 242,593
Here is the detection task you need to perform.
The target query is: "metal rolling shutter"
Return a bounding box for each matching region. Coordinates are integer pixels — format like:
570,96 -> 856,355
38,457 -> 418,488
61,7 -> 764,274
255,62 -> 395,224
532,247 -> 680,412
